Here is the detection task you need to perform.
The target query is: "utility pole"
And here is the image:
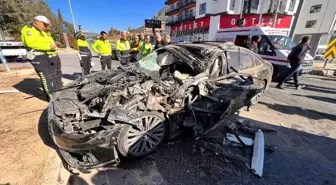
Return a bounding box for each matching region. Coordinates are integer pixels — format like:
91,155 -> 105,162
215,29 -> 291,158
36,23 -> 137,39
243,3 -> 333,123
258,0 -> 264,24
68,0 -> 77,32
240,0 -> 245,19
0,47 -> 11,72
273,0 -> 281,27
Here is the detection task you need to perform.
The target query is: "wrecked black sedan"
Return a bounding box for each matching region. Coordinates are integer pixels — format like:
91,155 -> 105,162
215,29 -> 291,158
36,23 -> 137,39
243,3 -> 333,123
48,42 -> 273,171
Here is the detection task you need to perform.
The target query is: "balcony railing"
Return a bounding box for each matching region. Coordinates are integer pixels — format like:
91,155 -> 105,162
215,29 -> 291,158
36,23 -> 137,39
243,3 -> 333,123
165,5 -> 180,15
180,11 -> 195,21
165,0 -> 178,5
168,18 -> 179,24
181,0 -> 196,9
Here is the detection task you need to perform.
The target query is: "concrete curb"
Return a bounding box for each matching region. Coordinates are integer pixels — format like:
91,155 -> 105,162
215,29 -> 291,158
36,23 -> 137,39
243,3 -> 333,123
310,69 -> 336,76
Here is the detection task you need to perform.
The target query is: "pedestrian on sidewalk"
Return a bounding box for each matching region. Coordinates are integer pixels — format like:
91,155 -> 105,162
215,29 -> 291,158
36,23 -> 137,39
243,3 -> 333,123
75,31 -> 92,75
116,31 -> 131,65
276,36 -> 311,90
92,31 -> 112,70
21,15 -> 62,101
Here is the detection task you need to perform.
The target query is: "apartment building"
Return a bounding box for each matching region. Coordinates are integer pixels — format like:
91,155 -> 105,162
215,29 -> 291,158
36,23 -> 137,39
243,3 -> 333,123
290,0 -> 336,57
165,0 -> 299,42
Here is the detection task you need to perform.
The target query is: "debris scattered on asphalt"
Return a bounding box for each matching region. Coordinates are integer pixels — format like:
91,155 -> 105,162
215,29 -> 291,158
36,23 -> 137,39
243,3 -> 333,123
0,90 -> 19,94
196,118 -> 274,177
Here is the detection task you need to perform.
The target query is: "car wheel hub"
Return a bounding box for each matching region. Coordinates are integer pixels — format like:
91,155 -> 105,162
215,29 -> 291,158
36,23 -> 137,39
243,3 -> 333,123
125,115 -> 164,156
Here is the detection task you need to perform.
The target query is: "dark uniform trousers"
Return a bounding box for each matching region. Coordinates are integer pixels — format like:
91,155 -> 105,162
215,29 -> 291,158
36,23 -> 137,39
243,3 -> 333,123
31,54 -> 63,101
81,55 -> 91,75
279,62 -> 301,87
101,55 -> 112,70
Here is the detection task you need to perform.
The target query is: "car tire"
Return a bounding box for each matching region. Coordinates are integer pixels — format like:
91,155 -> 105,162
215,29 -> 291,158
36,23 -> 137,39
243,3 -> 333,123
249,81 -> 266,105
116,111 -> 168,158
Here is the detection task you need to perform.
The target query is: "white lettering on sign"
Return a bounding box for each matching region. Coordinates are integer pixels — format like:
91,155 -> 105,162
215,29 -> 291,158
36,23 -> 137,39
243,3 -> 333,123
277,18 -> 282,25
231,19 -> 236,25
189,24 -> 192,29
252,18 -> 256,24
200,21 -> 204,27
195,22 -> 198,28
184,25 -> 187,30
216,37 -> 234,42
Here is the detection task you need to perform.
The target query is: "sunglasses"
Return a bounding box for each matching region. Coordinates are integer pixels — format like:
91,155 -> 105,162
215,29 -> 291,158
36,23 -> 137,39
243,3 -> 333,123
43,22 -> 51,28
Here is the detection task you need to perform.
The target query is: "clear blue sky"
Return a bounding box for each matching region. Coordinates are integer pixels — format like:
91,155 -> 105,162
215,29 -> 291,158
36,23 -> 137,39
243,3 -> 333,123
45,0 -> 163,33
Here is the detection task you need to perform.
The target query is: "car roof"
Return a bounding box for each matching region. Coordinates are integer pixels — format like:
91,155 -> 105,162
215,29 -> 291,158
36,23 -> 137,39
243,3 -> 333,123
174,42 -> 236,50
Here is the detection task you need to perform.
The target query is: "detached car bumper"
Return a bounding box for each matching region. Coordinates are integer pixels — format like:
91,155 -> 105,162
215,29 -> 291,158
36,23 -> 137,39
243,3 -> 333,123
47,102 -> 120,169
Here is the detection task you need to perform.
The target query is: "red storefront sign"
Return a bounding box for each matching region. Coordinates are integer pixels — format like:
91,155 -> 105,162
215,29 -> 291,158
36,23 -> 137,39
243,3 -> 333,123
219,15 -> 292,29
194,17 -> 210,29
182,21 -> 194,31
171,24 -> 182,32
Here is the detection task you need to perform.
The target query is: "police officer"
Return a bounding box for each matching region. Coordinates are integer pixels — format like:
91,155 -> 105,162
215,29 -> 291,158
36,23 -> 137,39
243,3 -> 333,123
45,23 -> 63,92
139,34 -> 153,58
92,31 -> 112,70
21,15 -> 62,101
116,31 -> 131,65
75,31 -> 92,75
139,33 -> 145,46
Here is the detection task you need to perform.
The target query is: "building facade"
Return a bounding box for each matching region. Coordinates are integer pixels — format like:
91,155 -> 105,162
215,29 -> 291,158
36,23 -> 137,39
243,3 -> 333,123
290,0 -> 336,57
166,0 -> 299,42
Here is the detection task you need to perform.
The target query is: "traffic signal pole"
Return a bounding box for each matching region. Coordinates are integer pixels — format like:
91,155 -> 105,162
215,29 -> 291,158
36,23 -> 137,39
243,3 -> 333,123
0,47 -> 11,72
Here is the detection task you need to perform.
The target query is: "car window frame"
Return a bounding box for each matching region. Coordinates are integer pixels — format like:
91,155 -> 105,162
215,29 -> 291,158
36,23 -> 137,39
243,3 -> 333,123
257,35 -> 277,56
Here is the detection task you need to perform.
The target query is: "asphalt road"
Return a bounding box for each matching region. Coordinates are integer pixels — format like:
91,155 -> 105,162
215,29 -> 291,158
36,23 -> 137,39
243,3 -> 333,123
58,53 -> 336,185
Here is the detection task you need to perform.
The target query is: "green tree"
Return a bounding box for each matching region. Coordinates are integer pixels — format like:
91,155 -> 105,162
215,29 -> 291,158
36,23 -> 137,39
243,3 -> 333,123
0,0 -> 74,43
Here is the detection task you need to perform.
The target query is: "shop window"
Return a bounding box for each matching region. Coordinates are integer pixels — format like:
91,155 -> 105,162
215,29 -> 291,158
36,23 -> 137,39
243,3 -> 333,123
310,4 -> 322,13
305,20 -> 317,28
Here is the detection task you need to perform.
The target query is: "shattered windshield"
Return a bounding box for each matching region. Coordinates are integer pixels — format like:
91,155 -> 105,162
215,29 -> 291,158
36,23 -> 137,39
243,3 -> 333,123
138,50 -> 164,81
268,35 -> 295,50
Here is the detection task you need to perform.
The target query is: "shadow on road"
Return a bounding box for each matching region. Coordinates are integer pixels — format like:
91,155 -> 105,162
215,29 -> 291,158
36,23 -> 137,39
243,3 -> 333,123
62,71 -> 102,81
65,116 -> 336,185
13,78 -> 48,101
38,109 -> 57,149
292,94 -> 336,104
302,85 -> 336,94
259,102 -> 336,121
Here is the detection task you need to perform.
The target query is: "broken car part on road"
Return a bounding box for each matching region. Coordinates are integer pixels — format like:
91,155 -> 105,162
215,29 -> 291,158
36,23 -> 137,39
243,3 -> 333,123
197,118 -> 271,177
47,42 -> 273,173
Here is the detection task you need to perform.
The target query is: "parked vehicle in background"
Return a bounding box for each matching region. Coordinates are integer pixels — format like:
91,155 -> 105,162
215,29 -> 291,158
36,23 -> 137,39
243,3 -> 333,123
314,54 -> 325,61
0,29 -> 27,60
214,26 -> 314,80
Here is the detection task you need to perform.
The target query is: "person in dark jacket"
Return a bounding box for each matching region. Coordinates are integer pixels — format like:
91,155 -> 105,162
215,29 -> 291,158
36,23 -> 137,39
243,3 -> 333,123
276,36 -> 311,90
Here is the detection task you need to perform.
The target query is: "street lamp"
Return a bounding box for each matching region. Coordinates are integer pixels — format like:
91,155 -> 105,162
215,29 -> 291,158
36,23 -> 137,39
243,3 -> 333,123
68,0 -> 77,32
